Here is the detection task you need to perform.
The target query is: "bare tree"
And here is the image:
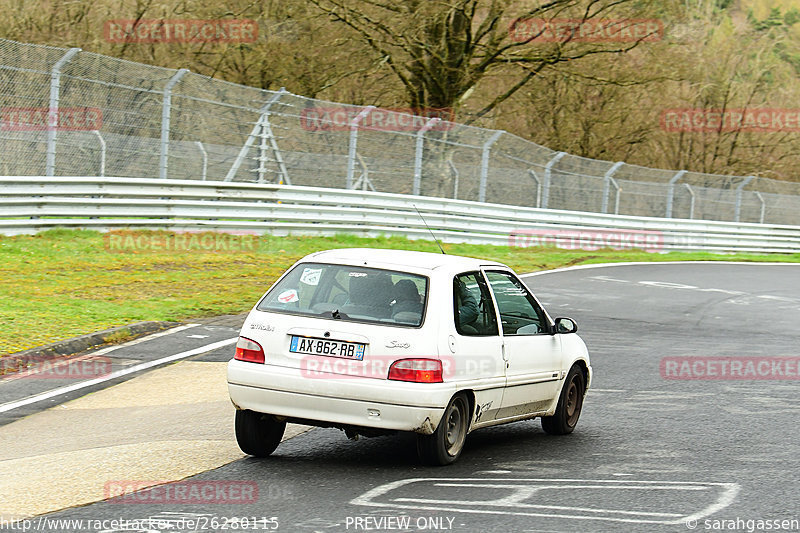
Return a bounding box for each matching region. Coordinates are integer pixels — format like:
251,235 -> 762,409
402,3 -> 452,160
305,0 -> 661,121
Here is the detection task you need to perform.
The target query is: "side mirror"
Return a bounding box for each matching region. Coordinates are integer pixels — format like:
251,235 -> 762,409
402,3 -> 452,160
553,317 -> 578,334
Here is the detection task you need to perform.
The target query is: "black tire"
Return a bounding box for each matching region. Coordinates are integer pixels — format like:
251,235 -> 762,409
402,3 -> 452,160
541,366 -> 585,435
235,410 -> 286,457
417,393 -> 469,466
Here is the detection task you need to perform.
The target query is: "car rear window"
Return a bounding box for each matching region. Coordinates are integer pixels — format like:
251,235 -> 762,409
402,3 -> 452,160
257,262 -> 428,327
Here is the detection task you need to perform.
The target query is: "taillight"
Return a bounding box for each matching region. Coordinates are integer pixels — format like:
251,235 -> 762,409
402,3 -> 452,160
234,337 -> 265,364
388,359 -> 443,383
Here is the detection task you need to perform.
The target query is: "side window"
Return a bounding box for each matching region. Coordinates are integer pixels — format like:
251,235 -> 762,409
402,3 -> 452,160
485,271 -> 549,336
453,272 -> 499,336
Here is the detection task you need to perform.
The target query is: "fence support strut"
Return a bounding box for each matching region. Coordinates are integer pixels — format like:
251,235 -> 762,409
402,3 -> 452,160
224,88 -> 286,182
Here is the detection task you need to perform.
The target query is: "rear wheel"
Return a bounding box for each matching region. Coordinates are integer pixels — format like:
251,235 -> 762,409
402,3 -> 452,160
541,366 -> 585,435
235,410 -> 286,457
417,393 -> 469,466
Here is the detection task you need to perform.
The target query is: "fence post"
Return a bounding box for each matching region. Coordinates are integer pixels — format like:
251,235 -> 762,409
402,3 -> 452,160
195,141 -> 207,181
478,131 -> 503,203
412,117 -> 440,195
666,170 -> 687,218
159,68 -> 189,180
755,192 -> 765,224
224,88 -> 286,182
683,183 -> 695,219
609,177 -> 622,214
601,161 -> 624,213
734,176 -> 754,222
346,106 -> 375,189
45,47 -> 81,177
528,169 -> 542,207
92,130 -> 106,177
541,152 -> 566,209
449,158 -> 460,199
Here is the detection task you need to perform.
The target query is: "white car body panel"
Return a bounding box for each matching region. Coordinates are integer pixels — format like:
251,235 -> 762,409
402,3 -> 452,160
227,248 -> 591,437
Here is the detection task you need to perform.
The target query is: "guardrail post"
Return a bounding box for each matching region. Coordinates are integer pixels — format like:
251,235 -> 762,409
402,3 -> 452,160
92,130 -> 106,177
601,161 -> 624,213
683,183 -> 695,219
224,88 -> 286,182
478,130 -> 503,203
734,176 -> 755,222
528,169 -> 542,207
346,106 -> 375,189
45,47 -> 81,177
159,68 -> 189,180
412,117 -> 440,196
666,170 -> 687,218
195,141 -> 207,181
755,192 -> 766,224
541,152 -> 566,209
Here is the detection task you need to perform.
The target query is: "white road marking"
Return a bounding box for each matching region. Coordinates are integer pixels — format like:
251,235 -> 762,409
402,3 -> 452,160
351,478 -> 740,525
0,324 -> 203,383
84,323 -> 201,356
186,334 -> 210,339
0,337 -> 237,413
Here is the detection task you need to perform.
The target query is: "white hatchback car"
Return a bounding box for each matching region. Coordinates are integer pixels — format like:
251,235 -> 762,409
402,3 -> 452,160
227,248 -> 591,465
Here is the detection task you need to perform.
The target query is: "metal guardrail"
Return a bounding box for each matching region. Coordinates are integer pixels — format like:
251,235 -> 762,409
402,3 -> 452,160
2,177 -> 799,254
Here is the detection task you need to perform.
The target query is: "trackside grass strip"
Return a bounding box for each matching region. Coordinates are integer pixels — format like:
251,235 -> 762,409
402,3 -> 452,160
1,229 -> 798,356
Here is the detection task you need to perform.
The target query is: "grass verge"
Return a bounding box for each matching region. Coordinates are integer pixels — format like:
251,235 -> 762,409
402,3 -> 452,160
2,228 -> 798,356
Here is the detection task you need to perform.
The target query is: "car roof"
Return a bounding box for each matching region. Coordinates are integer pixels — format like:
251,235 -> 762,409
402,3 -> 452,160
304,248 -> 508,272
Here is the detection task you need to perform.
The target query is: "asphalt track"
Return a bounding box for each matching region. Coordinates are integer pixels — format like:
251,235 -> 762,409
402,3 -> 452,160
1,262 -> 799,533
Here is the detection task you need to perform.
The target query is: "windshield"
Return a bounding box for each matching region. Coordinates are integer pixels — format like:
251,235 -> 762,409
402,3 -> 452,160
258,262 -> 428,327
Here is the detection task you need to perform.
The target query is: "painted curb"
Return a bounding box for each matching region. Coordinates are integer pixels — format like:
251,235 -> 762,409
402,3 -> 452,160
1,321 -> 180,372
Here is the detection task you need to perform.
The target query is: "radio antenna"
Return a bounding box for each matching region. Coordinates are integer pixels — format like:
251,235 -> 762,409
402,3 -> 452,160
413,204 -> 446,254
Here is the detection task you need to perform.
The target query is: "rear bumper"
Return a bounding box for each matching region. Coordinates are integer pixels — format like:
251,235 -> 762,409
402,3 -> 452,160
227,359 -> 456,434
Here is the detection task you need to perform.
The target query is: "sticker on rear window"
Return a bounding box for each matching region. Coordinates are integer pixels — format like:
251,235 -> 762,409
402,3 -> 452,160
277,289 -> 299,303
300,267 -> 322,286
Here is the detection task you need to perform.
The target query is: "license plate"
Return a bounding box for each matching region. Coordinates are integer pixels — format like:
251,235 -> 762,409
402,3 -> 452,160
289,336 -> 366,360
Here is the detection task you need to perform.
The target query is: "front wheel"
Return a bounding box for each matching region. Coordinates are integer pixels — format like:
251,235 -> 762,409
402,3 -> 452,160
417,393 -> 469,466
541,366 -> 585,435
235,410 -> 286,457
